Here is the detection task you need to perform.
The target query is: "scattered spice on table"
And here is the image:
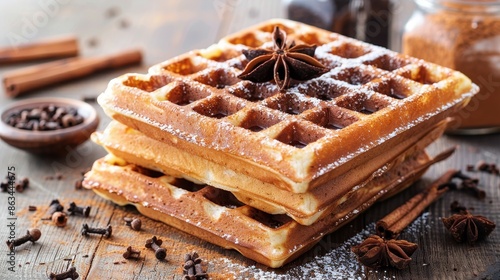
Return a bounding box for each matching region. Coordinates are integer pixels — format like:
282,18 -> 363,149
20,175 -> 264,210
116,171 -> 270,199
2,177 -> 29,192
467,160 -> 499,175
438,170 -> 485,199
45,173 -> 65,180
15,177 -> 29,192
0,179 -> 8,192
450,200 -> 467,214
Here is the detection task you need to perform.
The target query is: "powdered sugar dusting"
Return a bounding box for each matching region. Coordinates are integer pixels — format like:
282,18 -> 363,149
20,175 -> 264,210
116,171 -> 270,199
314,99 -> 465,179
215,229 -> 367,279
213,213 -> 431,279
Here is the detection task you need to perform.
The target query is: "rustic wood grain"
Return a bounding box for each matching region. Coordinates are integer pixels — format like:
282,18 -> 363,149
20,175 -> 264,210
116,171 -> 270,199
1,1 -> 499,279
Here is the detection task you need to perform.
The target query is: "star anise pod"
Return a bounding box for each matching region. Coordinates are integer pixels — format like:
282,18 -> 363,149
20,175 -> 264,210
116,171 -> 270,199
237,26 -> 328,91
351,235 -> 418,270
442,211 -> 496,244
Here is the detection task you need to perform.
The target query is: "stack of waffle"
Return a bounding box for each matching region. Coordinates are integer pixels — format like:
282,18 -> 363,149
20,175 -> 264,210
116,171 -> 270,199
83,19 -> 477,267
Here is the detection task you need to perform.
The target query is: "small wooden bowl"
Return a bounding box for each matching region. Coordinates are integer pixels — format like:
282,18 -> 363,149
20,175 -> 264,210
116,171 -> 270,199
0,97 -> 99,155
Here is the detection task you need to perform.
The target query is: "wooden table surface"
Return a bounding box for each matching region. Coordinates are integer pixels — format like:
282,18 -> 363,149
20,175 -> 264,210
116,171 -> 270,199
0,1 -> 499,279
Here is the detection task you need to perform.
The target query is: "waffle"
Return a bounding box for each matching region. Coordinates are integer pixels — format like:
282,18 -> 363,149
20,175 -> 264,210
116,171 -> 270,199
88,18 -> 476,267
83,146 -> 451,268
98,19 -> 477,196
94,119 -> 449,225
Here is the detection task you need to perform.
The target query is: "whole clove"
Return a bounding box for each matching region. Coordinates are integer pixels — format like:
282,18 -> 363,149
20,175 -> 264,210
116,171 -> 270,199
81,224 -> 112,238
47,199 -> 64,215
0,179 -> 9,192
49,267 -> 79,280
145,236 -> 166,260
2,177 -> 29,193
466,161 -> 499,175
6,228 -> 41,251
68,202 -> 91,217
124,217 -> 142,231
13,177 -> 29,192
450,201 -> 467,214
74,177 -> 84,190
441,171 -> 486,199
51,212 -> 67,227
477,161 -> 500,175
46,199 -> 67,227
183,251 -> 208,280
122,246 -> 141,260
466,164 -> 475,172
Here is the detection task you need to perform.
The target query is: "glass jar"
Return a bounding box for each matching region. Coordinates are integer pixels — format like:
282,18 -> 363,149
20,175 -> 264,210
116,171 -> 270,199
402,0 -> 500,134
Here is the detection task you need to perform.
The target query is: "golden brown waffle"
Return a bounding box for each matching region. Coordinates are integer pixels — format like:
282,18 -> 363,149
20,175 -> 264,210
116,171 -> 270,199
98,19 -> 477,195
94,119 -> 449,225
83,147 -> 449,268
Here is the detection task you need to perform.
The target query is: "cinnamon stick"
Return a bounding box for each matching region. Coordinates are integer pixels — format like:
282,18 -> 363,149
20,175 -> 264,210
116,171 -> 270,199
3,49 -> 142,97
376,169 -> 458,239
0,35 -> 78,64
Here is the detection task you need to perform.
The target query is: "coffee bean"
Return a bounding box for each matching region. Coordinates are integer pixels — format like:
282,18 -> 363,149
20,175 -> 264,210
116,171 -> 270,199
61,114 -> 75,128
44,105 -> 56,119
20,110 -> 29,122
6,114 -> 17,126
40,110 -> 49,121
74,115 -> 84,125
67,108 -> 77,116
39,120 -> 46,130
28,108 -> 42,120
7,105 -> 85,131
15,123 -> 24,129
25,120 -> 36,130
32,120 -> 40,131
52,107 -> 66,121
45,122 -> 59,130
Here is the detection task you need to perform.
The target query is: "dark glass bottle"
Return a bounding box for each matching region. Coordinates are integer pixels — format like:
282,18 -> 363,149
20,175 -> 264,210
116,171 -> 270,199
286,0 -> 393,48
